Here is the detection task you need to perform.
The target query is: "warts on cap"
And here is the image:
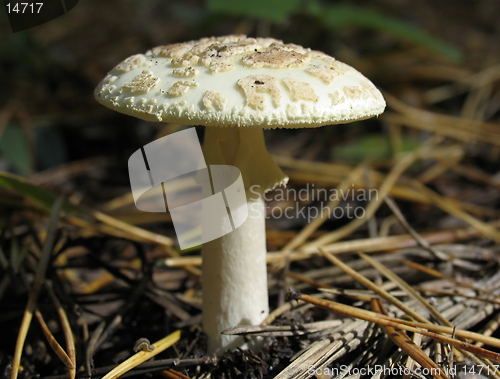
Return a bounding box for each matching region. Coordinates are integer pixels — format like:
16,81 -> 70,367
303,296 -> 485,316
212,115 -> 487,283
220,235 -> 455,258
202,91 -> 226,111
237,75 -> 281,110
95,35 -> 385,128
123,70 -> 160,94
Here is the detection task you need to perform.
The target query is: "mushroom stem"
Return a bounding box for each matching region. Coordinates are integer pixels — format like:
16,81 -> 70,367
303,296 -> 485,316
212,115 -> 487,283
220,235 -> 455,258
201,127 -> 287,354
202,194 -> 267,353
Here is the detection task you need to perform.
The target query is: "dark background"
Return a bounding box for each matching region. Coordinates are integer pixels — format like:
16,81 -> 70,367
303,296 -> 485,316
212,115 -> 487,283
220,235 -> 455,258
1,1 -> 500,377
1,0 -> 499,180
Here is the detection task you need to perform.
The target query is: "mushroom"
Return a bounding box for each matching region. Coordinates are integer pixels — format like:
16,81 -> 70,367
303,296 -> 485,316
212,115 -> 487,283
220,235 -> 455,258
94,35 -> 386,354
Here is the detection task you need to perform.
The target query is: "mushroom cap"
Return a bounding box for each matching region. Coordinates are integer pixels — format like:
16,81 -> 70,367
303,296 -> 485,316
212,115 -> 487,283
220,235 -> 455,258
95,35 -> 385,129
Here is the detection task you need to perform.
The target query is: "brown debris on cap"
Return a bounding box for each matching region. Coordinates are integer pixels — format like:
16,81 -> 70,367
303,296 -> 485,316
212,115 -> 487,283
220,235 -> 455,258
282,78 -> 319,102
237,75 -> 281,110
241,46 -> 309,69
95,35 -> 386,128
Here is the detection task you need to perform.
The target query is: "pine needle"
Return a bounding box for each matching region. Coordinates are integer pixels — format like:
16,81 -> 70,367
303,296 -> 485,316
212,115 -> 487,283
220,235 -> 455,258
10,197 -> 63,379
101,330 -> 181,379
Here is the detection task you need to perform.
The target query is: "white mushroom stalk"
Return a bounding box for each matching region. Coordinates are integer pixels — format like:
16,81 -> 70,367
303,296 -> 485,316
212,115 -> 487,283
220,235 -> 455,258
94,35 -> 386,355
202,127 -> 287,353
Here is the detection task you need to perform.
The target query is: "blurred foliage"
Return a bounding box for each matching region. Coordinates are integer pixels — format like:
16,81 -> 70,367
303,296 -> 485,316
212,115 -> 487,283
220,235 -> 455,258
35,126 -> 67,169
0,0 -> 496,179
0,2 -> 499,376
207,0 -> 302,23
207,0 -> 462,62
305,2 -> 463,62
0,170 -> 78,213
332,134 -> 421,162
0,124 -> 67,175
0,123 -> 31,175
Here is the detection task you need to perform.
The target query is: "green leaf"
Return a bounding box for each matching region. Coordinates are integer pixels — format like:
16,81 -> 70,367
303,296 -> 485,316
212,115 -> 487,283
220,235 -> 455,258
0,123 -> 31,175
207,0 -> 302,23
0,171 -> 78,214
332,134 -> 421,162
307,3 -> 463,63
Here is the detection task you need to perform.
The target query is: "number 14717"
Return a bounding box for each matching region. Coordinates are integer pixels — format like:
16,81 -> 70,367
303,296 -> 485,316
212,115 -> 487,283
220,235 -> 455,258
6,3 -> 43,13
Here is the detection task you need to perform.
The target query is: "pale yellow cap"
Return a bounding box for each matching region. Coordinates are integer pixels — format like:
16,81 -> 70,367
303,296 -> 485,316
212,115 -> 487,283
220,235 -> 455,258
95,35 -> 385,128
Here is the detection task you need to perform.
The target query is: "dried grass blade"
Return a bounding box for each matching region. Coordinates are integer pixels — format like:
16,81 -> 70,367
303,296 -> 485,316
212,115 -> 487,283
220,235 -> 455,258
0,171 -> 175,248
370,299 -> 448,379
359,252 -> 451,326
384,93 -> 500,146
285,169 -> 430,205
85,321 -> 106,377
302,152 -> 419,249
274,339 -> 333,379
223,320 -> 343,337
88,208 -> 174,247
280,163 -> 365,253
274,319 -> 370,379
319,248 -> 430,324
34,309 -> 74,369
268,267 -> 333,289
65,215 -> 200,276
45,282 -> 76,379
414,287 -> 500,306
417,153 -> 464,184
101,330 -> 181,379
162,220 -> 500,268
292,292 -> 500,355
276,153 -> 499,218
452,165 -> 500,191
383,112 -> 500,146
403,330 -> 424,379
409,328 -> 500,363
480,358 -> 500,379
411,180 -> 500,242
475,313 -> 500,349
383,196 -> 447,261
10,197 -> 63,379
319,287 -> 380,302
402,260 -> 500,300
